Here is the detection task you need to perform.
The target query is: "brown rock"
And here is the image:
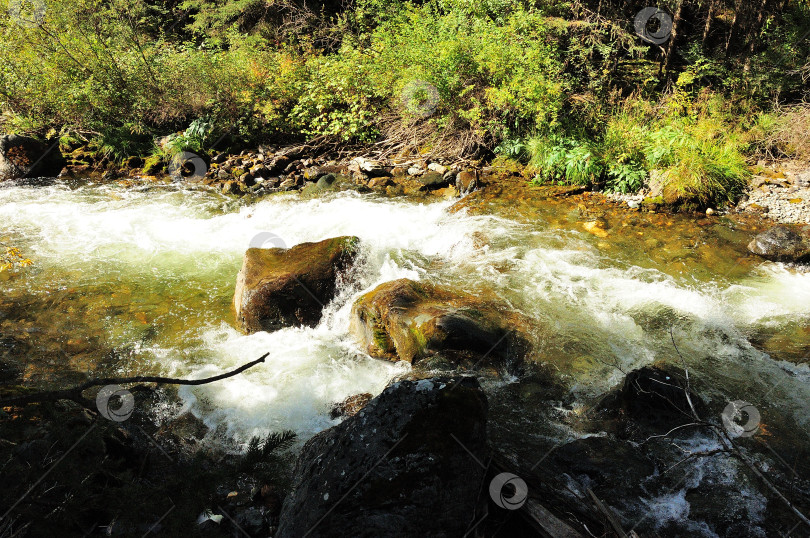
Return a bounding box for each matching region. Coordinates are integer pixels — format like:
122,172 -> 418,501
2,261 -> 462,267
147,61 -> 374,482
0,135 -> 65,180
747,225 -> 810,263
329,393 -> 373,419
350,279 -> 531,367
456,170 -> 478,194
234,237 -> 361,333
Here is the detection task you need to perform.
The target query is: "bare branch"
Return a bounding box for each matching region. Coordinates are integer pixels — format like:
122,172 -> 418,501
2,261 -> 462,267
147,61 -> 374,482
0,353 -> 269,409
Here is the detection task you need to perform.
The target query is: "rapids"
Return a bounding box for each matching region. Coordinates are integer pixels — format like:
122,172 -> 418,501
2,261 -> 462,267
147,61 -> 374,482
1,179 -> 809,533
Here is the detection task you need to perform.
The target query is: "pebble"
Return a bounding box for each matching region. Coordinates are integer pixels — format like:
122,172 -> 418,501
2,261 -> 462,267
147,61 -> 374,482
739,168 -> 810,224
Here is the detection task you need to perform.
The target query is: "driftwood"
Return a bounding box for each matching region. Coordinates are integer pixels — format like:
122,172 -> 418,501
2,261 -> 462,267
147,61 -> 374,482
487,453 -> 599,537
0,353 -> 269,409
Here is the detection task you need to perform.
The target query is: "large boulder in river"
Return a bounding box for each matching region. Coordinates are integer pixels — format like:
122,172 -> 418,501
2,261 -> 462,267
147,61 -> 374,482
234,236 -> 360,333
0,135 -> 65,180
276,377 -> 488,538
350,278 -> 531,367
747,225 -> 810,263
596,362 -> 707,435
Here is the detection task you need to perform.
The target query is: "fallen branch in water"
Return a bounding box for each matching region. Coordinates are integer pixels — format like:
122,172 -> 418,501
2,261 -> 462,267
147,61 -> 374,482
643,332 -> 810,531
0,353 -> 269,409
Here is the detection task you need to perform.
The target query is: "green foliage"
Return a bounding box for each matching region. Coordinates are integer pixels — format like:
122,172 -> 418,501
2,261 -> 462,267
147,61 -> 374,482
97,124 -> 153,163
165,117 -> 214,155
0,0 -> 807,196
494,135 -> 528,160
527,94 -> 750,205
239,430 -> 297,472
288,49 -> 386,142
607,162 -> 646,194
529,135 -> 603,185
364,4 -> 565,143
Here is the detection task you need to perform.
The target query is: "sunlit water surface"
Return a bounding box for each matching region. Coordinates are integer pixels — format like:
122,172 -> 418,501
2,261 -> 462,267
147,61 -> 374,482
1,180 -> 809,533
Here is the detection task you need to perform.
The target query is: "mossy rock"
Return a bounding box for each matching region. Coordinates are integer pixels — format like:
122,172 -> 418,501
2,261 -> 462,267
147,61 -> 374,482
234,236 -> 361,333
350,278 -> 532,368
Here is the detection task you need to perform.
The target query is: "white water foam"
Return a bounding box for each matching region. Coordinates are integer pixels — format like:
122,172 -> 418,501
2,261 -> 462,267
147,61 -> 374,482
2,183 -> 810,442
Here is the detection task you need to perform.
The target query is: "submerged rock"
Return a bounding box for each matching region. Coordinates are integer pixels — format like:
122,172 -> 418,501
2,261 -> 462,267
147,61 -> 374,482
234,236 -> 361,333
276,377 -> 488,538
0,134 -> 65,180
747,225 -> 810,263
349,278 -> 531,367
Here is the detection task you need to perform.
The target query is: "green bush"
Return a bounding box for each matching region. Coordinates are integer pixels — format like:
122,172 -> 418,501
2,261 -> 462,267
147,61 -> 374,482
96,124 -> 153,164
288,49 -> 387,142
527,94 -> 750,206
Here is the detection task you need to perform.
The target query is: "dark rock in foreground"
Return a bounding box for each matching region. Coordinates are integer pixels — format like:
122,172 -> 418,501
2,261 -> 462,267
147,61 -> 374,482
350,278 -> 531,367
276,377 -> 488,538
0,134 -> 65,180
234,236 -> 360,333
747,225 -> 810,263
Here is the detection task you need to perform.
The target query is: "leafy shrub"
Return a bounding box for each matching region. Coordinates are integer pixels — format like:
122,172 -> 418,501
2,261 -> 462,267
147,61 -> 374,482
607,162 -> 647,193
367,5 -> 565,143
527,95 -> 750,205
288,49 -> 386,142
528,135 -> 604,185
96,124 -> 153,163
165,117 -> 214,156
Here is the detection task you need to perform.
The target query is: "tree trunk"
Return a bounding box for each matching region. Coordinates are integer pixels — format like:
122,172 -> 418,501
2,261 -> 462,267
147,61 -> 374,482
743,0 -> 770,72
703,0 -> 717,47
664,0 -> 685,83
725,0 -> 741,57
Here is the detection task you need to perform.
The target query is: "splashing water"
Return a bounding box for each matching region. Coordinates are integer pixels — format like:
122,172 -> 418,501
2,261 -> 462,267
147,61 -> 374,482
1,181 -> 809,449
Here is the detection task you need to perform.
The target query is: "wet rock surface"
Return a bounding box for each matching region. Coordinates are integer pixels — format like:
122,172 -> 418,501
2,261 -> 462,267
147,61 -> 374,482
276,377 -> 488,538
349,278 -> 532,367
234,236 -> 361,333
747,225 -> 810,262
329,392 -> 373,419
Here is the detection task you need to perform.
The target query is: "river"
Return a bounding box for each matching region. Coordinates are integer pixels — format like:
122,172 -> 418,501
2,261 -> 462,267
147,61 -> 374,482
1,178 -> 809,534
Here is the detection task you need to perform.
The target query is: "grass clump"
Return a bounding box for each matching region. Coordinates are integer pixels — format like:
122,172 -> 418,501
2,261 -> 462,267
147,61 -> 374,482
526,93 -> 750,207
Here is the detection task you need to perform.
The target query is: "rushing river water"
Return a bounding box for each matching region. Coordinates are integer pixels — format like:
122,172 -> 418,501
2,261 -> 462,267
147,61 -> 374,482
2,179 -> 810,533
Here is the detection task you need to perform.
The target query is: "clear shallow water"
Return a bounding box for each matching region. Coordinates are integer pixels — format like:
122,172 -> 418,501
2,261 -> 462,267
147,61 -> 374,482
1,180 -> 809,447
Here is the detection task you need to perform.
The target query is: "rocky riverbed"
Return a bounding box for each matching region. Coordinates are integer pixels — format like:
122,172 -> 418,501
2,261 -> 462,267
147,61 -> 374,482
737,161 -> 810,224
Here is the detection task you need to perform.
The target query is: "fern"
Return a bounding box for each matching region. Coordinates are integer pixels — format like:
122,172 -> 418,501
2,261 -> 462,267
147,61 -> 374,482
240,430 -> 297,471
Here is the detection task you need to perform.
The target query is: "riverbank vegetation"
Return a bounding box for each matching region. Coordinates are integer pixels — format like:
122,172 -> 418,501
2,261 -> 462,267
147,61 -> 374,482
1,0 -> 809,205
